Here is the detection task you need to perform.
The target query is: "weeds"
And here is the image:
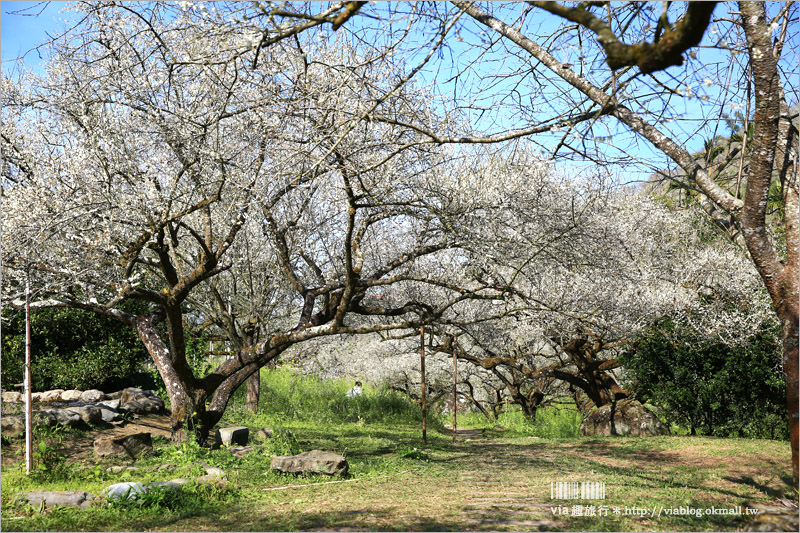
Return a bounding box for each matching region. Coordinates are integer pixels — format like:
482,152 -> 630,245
1,369 -> 793,532
457,400 -> 584,438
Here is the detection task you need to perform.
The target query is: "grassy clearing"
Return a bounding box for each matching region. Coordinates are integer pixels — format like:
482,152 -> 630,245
1,366 -> 794,531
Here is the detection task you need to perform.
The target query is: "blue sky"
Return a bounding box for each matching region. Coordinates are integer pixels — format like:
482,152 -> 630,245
2,2 -> 796,186
1,1 -> 77,70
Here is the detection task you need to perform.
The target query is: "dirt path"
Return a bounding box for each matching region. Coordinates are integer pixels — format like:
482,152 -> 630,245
1,414 -> 173,466
448,430 -> 561,531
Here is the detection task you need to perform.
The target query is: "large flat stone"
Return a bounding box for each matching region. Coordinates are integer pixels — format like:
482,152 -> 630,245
2,391 -> 22,403
61,390 -> 83,402
271,450 -> 348,477
15,490 -> 96,509
39,389 -> 65,403
216,426 -> 249,446
37,408 -> 83,427
98,398 -> 121,410
102,482 -> 147,501
119,396 -> 164,414
81,389 -> 106,402
68,405 -> 102,424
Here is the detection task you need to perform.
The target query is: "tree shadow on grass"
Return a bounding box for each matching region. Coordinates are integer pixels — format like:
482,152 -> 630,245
178,505 -> 468,532
723,475 -> 794,499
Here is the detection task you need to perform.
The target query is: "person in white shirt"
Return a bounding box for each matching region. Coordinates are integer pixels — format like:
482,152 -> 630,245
347,381 -> 363,397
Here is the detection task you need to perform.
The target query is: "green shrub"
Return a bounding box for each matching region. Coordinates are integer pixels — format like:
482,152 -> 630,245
1,305 -> 150,391
621,318 -> 787,439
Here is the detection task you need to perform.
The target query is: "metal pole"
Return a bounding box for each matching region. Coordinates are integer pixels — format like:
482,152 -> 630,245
452,345 -> 457,443
24,265 -> 33,475
420,325 -> 427,445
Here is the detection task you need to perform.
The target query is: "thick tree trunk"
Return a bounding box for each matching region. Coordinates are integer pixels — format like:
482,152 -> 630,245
781,310 -> 799,486
133,311 -> 215,443
246,371 -> 261,414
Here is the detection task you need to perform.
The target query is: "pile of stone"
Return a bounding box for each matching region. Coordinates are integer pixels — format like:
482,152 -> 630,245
1,387 -> 165,438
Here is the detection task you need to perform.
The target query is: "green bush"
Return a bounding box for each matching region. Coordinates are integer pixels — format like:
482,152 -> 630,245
1,304 -> 150,391
621,318 -> 787,439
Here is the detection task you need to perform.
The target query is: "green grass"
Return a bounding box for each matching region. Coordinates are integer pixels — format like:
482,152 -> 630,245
1,367 -> 794,532
457,399 -> 584,438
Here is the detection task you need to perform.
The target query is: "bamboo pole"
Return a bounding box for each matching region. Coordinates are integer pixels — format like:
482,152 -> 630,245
420,325 -> 427,445
24,265 -> 32,475
452,345 -> 457,442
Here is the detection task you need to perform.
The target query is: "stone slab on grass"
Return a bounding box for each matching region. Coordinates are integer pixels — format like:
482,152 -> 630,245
103,481 -> 184,502
15,490 -> 96,510
103,482 -> 148,501
94,432 -> 153,458
216,426 -> 249,446
255,428 -> 274,440
227,446 -> 256,458
271,450 -> 349,477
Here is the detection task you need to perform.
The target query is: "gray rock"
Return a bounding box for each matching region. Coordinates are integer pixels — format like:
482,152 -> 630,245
81,389 -> 106,402
149,481 -> 184,491
105,391 -> 123,400
33,410 -> 58,427
742,500 -> 799,532
120,387 -> 153,403
106,465 -> 140,473
38,408 -> 83,427
54,409 -> 84,427
61,390 -> 83,402
216,426 -> 249,446
98,398 -> 121,410
68,405 -> 102,424
200,463 -> 227,478
98,405 -> 122,423
2,415 -> 25,438
30,392 -> 42,403
196,474 -> 228,484
166,478 -> 192,486
141,396 -> 164,412
103,482 -> 147,501
2,391 -> 22,403
270,450 -> 349,477
119,396 -> 164,415
255,428 -> 274,440
15,490 -> 96,509
119,401 -> 142,414
579,399 -> 670,437
94,432 -> 153,458
39,389 -> 65,403
228,446 -> 256,458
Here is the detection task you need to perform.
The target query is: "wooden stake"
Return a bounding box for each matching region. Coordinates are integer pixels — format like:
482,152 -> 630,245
420,325 -> 427,445
453,345 -> 457,442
